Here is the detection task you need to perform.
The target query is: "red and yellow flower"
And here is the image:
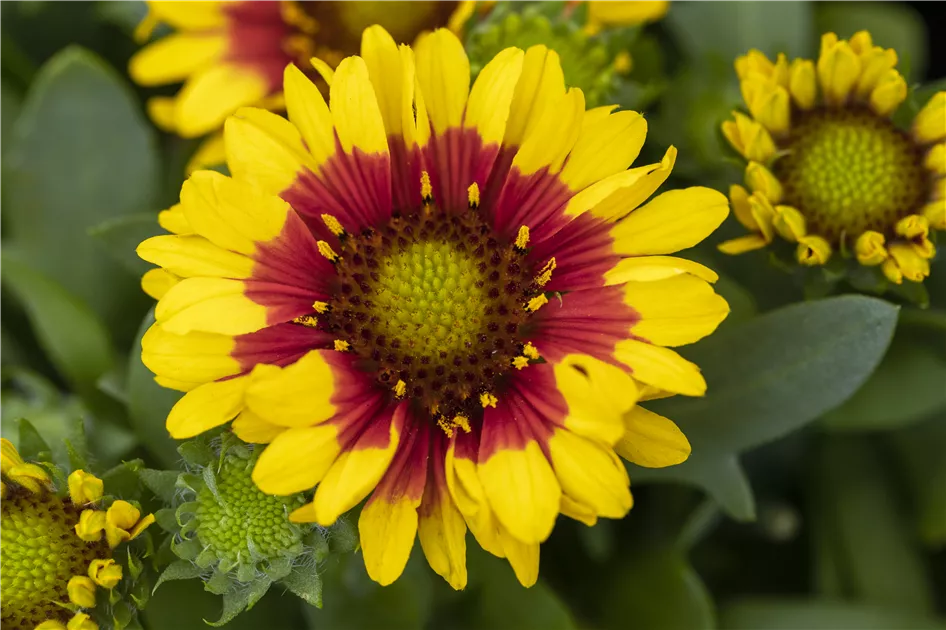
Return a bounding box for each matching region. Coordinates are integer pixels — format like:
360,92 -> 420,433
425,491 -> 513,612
138,26 -> 729,588
129,0 -> 474,171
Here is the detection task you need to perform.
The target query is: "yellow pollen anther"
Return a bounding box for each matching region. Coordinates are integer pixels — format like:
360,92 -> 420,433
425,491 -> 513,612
523,342 -> 540,359
526,294 -> 549,312
535,257 -> 556,287
468,182 -> 480,208
515,225 -> 530,250
513,356 -> 530,370
293,314 -> 319,328
436,414 -> 472,438
480,392 -> 498,408
312,301 -> 330,314
334,340 -> 350,352
420,171 -> 433,201
317,240 -> 339,262
321,214 -> 345,236
280,0 -> 319,34
394,380 -> 407,397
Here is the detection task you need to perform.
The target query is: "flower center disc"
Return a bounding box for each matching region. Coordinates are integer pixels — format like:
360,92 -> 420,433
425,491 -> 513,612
292,1 -> 460,68
774,107 -> 929,241
195,455 -> 306,562
326,210 -> 537,418
1,490 -> 109,630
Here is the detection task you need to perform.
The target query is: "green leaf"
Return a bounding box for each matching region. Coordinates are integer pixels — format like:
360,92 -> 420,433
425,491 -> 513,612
822,333 -> 946,431
139,468 -> 179,503
602,548 -> 714,630
812,435 -> 934,612
668,1 -> 813,65
815,2 -> 927,81
126,310 -> 181,468
282,560 -> 323,608
631,296 -> 898,519
0,252 -> 115,397
308,552 -> 433,630
16,417 -> 51,461
469,549 -> 577,630
719,598 -> 946,630
154,560 -> 203,593
889,414 -> 946,546
5,46 -> 159,345
88,212 -> 163,277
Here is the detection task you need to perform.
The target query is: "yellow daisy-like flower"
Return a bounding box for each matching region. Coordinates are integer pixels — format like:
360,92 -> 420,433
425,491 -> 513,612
0,440 -> 153,630
138,26 -> 729,589
720,31 -> 945,285
129,0 -> 474,173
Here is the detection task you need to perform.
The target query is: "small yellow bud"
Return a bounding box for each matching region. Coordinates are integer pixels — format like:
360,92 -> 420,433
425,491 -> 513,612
67,575 -> 97,608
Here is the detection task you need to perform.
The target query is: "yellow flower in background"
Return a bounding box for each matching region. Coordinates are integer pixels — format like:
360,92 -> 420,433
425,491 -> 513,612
138,24 -> 730,589
129,0 -> 474,172
0,439 -> 152,630
583,0 -> 669,35
720,31 -> 945,285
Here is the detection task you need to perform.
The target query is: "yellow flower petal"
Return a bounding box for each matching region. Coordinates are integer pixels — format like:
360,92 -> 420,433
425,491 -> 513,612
869,69 -> 907,117
603,255 -> 719,286
924,143 -> 946,175
464,47 -> 524,146
418,477 -> 468,591
616,405 -> 691,468
165,374 -> 250,439
244,351 -> 337,428
478,441 -> 560,544
548,429 -> 631,519
610,187 -> 729,256
788,58 -> 817,110
913,92 -> 946,144
330,56 -> 388,156
360,494 -> 420,586
88,558 -> 122,589
67,575 -> 97,608
253,424 -> 342,495
625,275 -> 730,347
796,235 -> 833,266
772,205 -> 807,242
614,339 -> 706,396
128,33 -> 226,86
854,231 -> 888,266
75,509 -> 106,542
174,64 -> 270,138
414,28 -> 470,134
745,161 -> 783,203
817,37 -> 861,105
68,470 -> 104,506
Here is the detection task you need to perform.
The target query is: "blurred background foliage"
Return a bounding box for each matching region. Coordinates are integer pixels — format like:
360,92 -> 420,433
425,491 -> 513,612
1,1 -> 944,629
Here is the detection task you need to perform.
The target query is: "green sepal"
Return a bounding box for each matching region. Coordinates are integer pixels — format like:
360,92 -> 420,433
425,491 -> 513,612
154,559 -> 205,593
281,560 -> 323,608
201,465 -> 220,501
235,561 -> 257,584
216,556 -> 239,574
171,536 -> 202,562
112,601 -> 134,629
64,430 -> 90,475
264,556 -> 293,582
154,508 -> 177,533
175,501 -> 199,527
17,417 -> 52,461
101,458 -> 144,499
177,472 -> 203,494
205,568 -> 234,595
329,518 -> 359,554
195,546 -> 218,569
178,439 -> 214,468
206,579 -> 272,627
305,528 -> 330,563
138,468 -> 179,503
127,548 -> 143,580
